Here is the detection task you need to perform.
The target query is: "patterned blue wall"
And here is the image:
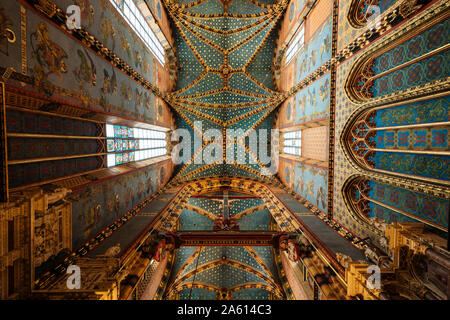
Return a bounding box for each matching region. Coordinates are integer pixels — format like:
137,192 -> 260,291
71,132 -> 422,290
292,162 -> 328,213
372,19 -> 449,97
0,0 -> 164,124
348,95 -> 450,182
368,181 -> 449,231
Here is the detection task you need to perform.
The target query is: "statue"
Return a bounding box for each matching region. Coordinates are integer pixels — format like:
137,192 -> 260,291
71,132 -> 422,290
370,216 -> 388,232
336,252 -> 367,268
103,243 -> 121,257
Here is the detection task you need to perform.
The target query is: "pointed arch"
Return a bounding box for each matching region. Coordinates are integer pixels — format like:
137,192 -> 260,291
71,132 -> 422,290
342,174 -> 449,235
345,3 -> 450,103
340,94 -> 450,185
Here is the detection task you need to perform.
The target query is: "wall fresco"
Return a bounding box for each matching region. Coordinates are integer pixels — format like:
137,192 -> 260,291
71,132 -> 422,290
71,159 -> 172,248
280,159 -> 328,213
0,0 -> 173,127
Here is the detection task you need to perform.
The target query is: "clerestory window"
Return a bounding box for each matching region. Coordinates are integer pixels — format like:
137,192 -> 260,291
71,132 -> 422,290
110,0 -> 165,65
106,124 -> 167,167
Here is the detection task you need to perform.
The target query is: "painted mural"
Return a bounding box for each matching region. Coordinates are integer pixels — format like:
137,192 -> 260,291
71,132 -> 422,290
295,15 -> 332,84
71,160 -> 172,248
54,0 -> 163,83
0,0 -> 173,128
280,159 -> 328,213
277,10 -> 332,128
293,73 -> 330,124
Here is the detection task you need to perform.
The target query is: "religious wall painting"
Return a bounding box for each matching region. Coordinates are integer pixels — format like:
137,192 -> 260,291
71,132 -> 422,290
106,192 -> 121,217
294,73 -> 330,125
282,165 -> 290,188
278,158 -> 295,189
117,27 -> 132,61
75,0 -> 95,28
79,203 -> 102,240
101,66 -> 117,96
0,1 -> 170,126
30,22 -> 68,96
293,161 -> 328,213
286,102 -> 292,121
73,47 -> 97,106
56,0 -> 162,84
72,161 -> 171,248
135,49 -> 143,70
100,16 -> 116,48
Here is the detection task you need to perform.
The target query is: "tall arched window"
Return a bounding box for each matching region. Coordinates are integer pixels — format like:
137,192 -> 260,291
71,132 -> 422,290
106,124 -> 167,167
110,0 -> 165,65
284,24 -> 305,65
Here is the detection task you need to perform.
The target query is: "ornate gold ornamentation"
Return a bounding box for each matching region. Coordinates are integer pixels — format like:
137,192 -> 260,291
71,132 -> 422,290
35,0 -> 57,18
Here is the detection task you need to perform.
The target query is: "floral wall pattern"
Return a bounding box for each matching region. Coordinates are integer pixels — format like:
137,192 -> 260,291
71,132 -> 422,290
334,4 -> 449,241
348,177 -> 448,234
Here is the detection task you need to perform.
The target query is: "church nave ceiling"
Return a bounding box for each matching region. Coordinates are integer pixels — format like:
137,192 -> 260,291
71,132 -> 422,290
163,0 -> 289,185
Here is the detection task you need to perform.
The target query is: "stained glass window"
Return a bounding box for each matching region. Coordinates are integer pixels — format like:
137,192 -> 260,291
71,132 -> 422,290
285,24 -> 305,65
106,124 -> 167,167
283,130 -> 302,156
109,0 -> 165,65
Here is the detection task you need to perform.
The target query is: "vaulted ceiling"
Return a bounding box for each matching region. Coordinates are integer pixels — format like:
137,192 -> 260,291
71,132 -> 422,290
168,245 -> 283,299
162,0 -> 291,300
164,0 -> 288,185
